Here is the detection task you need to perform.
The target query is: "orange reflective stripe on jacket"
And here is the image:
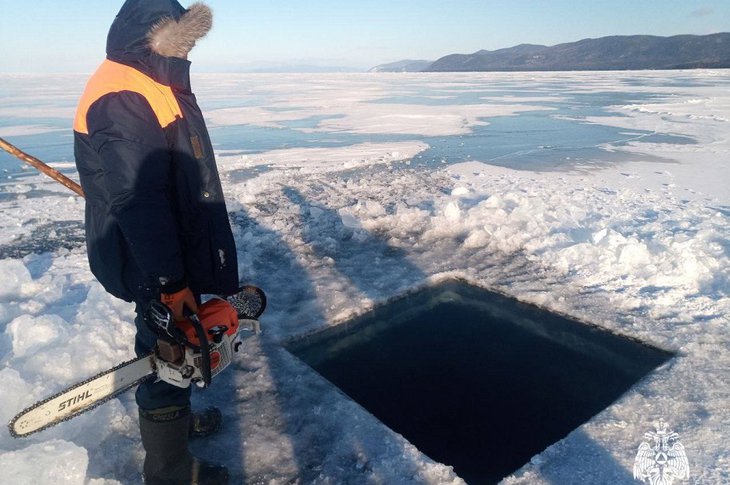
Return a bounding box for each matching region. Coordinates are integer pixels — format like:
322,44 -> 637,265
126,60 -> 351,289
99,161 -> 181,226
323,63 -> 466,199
74,59 -> 183,135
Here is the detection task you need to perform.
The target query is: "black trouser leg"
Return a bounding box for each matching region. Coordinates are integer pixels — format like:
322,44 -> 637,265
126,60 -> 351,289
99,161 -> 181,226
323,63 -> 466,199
139,406 -> 229,485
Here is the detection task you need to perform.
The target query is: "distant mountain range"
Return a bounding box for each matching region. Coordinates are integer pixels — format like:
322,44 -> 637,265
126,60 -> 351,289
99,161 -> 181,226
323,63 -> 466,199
369,59 -> 433,73
371,33 -> 730,72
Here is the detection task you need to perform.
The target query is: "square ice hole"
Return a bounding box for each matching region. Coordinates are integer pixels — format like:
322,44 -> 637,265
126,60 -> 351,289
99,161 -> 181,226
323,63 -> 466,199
286,280 -> 672,484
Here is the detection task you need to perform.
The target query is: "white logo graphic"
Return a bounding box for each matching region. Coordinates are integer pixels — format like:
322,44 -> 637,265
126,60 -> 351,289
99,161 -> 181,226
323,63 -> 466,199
634,420 -> 690,485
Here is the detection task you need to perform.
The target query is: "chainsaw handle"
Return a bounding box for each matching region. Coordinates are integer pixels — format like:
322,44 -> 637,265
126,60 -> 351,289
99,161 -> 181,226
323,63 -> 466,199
146,301 -> 201,351
188,315 -> 212,387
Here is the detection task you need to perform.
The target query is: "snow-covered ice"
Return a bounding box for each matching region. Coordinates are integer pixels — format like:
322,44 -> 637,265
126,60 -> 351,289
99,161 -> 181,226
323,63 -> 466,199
0,70 -> 728,484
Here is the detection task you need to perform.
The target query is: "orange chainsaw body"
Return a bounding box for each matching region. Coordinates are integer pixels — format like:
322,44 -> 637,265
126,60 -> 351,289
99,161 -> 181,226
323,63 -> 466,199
176,298 -> 240,347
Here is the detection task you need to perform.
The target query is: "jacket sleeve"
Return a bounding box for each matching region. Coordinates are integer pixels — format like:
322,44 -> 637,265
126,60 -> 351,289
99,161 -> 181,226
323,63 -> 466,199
86,91 -> 185,292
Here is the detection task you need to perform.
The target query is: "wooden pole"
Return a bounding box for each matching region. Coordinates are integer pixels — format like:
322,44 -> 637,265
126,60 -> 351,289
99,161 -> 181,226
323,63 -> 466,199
0,137 -> 84,197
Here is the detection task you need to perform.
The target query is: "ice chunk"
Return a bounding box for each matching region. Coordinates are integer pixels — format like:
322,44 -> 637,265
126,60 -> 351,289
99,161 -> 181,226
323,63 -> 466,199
0,260 -> 33,298
444,201 -> 461,221
0,440 -> 88,484
363,200 -> 386,217
6,314 -> 69,358
0,368 -> 35,424
338,209 -> 362,230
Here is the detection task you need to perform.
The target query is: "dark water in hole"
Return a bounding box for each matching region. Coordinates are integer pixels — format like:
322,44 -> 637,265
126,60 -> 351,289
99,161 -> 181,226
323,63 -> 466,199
288,281 -> 672,484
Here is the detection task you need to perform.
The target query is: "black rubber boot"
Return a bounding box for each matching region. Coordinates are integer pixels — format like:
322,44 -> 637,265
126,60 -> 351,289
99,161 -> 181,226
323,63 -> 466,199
189,407 -> 222,439
139,406 -> 229,485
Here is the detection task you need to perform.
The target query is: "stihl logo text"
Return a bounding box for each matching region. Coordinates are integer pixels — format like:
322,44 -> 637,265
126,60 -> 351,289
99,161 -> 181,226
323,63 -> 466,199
58,390 -> 93,411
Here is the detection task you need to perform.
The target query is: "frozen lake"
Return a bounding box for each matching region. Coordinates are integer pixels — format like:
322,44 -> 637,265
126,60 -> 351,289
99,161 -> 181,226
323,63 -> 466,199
0,71 -> 714,177
0,70 -> 728,484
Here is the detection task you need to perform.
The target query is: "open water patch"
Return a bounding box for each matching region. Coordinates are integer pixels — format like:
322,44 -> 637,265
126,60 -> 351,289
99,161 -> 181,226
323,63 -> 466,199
287,280 -> 672,484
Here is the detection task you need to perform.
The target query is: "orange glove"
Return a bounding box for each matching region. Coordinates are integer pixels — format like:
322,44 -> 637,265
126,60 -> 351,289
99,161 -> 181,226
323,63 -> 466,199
161,287 -> 199,321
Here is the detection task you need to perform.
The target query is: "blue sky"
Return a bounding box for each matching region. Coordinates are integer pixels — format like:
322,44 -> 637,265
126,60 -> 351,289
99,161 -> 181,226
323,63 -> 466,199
1,0 -> 728,72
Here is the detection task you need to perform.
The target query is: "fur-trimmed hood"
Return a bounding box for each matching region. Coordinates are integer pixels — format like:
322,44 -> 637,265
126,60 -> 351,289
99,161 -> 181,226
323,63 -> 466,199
147,3 -> 212,59
106,0 -> 212,83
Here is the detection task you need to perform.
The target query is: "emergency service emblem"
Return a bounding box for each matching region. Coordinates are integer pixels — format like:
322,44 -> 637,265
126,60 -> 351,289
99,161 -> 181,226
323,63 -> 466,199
633,420 -> 690,485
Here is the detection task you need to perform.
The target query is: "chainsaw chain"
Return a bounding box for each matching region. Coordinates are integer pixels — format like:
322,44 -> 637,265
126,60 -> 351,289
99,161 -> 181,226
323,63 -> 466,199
8,354 -> 155,439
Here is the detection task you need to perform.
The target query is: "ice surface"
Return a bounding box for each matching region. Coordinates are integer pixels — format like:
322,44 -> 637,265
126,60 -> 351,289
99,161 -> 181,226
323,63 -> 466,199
584,90 -> 730,203
219,141 -> 429,173
201,74 -> 549,136
0,125 -> 68,137
0,70 -> 728,484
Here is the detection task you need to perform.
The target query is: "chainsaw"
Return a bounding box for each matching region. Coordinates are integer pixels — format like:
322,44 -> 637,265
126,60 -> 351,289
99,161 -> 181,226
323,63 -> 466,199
8,285 -> 266,439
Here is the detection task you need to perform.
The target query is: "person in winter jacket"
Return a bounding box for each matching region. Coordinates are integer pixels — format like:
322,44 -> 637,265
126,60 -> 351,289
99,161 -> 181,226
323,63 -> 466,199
73,1 -> 237,483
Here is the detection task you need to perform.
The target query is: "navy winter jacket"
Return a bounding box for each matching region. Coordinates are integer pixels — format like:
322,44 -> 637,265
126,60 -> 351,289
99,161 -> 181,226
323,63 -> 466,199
73,0 -> 239,303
